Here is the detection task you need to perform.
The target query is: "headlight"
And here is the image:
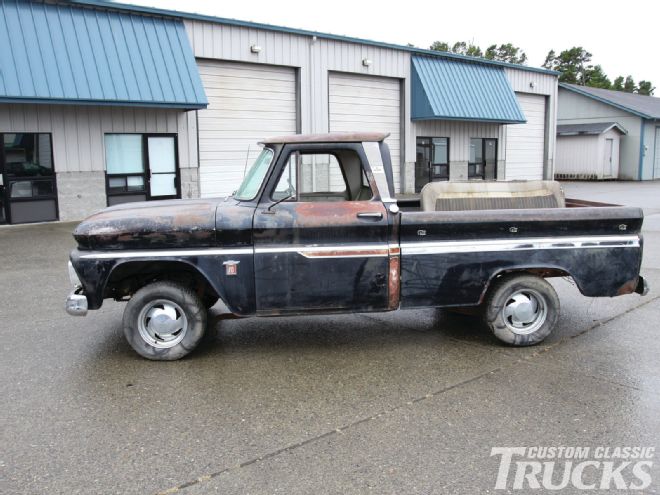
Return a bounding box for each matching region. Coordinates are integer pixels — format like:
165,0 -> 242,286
68,261 -> 82,288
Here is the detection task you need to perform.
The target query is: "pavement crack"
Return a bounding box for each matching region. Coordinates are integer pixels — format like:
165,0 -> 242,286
154,367 -> 500,495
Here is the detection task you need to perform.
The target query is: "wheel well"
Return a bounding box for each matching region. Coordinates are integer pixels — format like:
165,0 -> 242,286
479,267 -> 572,304
104,261 -> 218,302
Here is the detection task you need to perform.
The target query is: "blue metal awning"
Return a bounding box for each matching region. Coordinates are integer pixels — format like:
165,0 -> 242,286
411,56 -> 525,123
0,0 -> 207,109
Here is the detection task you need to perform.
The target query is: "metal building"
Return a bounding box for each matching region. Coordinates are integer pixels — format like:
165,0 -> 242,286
558,83 -> 660,180
555,123 -> 626,180
0,0 -> 558,224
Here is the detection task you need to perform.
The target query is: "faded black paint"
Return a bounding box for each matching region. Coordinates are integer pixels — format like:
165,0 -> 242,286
68,136 -> 647,320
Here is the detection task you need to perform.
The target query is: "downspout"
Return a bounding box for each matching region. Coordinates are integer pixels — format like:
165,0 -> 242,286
638,119 -> 646,180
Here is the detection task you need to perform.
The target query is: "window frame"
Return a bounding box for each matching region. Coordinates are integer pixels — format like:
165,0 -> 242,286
104,133 -> 180,203
263,143 -> 379,205
468,138 -> 498,180
270,150 -> 372,202
0,132 -> 58,224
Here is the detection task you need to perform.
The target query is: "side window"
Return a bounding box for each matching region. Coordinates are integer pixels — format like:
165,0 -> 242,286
272,150 -> 373,202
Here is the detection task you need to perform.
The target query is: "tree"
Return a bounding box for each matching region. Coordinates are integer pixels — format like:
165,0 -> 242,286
429,41 -> 450,52
451,41 -> 483,58
542,47 -> 593,85
429,40 -> 482,58
542,50 -> 556,70
485,43 -> 527,64
612,76 -> 624,91
637,81 -> 655,96
623,75 -> 636,93
584,65 -> 611,89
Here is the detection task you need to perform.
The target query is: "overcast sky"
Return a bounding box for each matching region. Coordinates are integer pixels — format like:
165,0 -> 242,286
125,0 -> 660,88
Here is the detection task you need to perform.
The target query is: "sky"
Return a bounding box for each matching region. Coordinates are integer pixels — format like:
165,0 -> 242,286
124,0 -> 660,88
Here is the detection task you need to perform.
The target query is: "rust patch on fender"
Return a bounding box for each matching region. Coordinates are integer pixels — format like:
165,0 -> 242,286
617,277 -> 639,295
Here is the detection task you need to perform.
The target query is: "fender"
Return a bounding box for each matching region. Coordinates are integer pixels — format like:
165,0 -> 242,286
70,249 -> 256,315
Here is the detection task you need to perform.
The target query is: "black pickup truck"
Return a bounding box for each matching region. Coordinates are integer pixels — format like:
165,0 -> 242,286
66,132 -> 648,360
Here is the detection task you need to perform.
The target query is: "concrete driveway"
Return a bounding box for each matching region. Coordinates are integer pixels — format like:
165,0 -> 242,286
1,181 -> 659,494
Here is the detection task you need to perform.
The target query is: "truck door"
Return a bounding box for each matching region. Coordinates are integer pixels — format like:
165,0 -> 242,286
253,144 -> 390,314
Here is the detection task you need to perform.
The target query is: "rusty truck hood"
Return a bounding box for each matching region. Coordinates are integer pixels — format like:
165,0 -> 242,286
73,198 -> 248,250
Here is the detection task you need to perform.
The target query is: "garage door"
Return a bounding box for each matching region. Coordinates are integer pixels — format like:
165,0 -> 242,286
505,93 -> 546,180
328,72 -> 401,191
197,60 -> 297,197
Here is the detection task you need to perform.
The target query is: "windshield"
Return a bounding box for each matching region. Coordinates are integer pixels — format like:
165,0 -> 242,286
234,148 -> 274,201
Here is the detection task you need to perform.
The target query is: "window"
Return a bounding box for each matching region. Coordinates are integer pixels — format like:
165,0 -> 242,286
469,138 -> 497,180
273,150 -> 372,202
105,134 -> 146,196
0,133 -> 57,224
104,134 -> 179,205
415,137 -> 449,192
235,148 -> 274,201
431,138 -> 449,180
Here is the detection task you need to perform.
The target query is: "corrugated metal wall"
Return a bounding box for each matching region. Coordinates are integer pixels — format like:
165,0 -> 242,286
183,19 -> 411,167
184,20 -> 409,131
557,88 -> 640,180
556,130 -> 621,179
556,135 -> 601,177
412,120 -> 503,161
0,103 -> 197,172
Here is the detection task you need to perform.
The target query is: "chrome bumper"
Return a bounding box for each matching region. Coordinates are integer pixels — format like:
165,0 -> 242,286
66,260 -> 88,316
66,288 -> 88,316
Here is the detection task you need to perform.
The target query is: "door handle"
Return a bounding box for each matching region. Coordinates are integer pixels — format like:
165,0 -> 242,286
357,212 -> 383,219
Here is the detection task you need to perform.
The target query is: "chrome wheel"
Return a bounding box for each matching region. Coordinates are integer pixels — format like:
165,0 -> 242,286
137,299 -> 188,349
502,289 -> 547,335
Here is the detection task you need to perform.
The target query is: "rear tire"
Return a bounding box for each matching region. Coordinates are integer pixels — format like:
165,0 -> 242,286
484,274 -> 559,346
123,281 -> 207,360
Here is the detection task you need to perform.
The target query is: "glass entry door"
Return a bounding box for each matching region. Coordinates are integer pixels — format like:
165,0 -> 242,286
0,133 -> 58,224
147,136 -> 179,200
105,134 -> 179,206
415,137 -> 449,193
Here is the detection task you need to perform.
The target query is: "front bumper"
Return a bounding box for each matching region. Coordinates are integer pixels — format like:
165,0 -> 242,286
66,288 -> 88,316
66,260 -> 88,316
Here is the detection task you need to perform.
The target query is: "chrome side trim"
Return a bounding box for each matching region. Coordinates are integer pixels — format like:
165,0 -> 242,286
256,244 -> 390,259
77,235 -> 638,261
401,235 -> 640,255
79,248 -> 254,260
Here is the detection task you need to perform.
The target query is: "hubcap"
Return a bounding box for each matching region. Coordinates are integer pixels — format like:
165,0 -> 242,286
137,299 -> 188,349
502,289 -> 547,335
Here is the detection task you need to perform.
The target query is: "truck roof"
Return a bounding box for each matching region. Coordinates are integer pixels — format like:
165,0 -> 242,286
260,132 -> 390,145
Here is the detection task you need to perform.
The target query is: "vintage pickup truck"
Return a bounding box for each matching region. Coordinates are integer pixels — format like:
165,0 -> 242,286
66,132 -> 648,360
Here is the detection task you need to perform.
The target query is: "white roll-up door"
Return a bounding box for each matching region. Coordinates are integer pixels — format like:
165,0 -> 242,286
197,60 -> 297,197
328,72 -> 402,191
505,93 -> 546,180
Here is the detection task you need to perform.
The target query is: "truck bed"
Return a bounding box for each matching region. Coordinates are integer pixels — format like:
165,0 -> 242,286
397,202 -> 644,308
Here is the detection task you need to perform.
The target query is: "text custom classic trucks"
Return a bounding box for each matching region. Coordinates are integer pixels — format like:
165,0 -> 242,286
66,132 -> 648,360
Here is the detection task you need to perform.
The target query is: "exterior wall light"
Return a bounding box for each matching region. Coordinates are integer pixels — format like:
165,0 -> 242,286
362,58 -> 372,67
250,44 -> 262,54
529,81 -> 536,89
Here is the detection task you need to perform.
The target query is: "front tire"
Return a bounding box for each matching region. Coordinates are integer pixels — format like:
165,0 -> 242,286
123,281 -> 207,360
484,274 -> 559,346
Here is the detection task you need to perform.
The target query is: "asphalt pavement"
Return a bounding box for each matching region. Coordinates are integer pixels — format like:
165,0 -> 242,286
1,181 -> 659,494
